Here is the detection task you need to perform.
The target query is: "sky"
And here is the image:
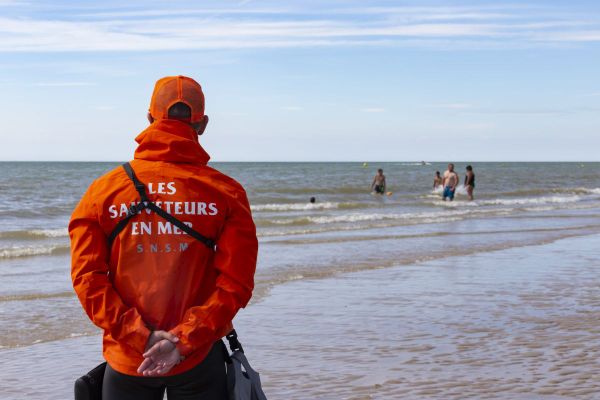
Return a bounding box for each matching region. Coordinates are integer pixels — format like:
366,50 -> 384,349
0,0 -> 599,161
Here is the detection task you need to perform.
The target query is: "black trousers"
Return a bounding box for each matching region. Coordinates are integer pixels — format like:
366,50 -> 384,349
102,341 -> 228,400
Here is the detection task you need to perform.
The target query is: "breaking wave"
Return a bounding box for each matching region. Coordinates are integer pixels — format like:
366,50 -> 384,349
0,244 -> 70,259
0,228 -> 68,240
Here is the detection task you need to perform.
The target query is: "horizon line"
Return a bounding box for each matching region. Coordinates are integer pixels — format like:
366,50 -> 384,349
0,160 -> 597,163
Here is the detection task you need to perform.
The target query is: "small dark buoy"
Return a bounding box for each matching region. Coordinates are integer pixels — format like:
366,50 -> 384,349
310,197 -> 316,203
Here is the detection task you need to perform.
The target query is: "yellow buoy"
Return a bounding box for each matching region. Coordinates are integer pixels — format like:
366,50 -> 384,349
362,162 -> 368,168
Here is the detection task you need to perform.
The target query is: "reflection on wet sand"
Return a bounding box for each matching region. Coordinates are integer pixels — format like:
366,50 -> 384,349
235,233 -> 600,399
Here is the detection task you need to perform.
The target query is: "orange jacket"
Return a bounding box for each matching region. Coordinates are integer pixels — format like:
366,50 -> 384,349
69,119 -> 258,376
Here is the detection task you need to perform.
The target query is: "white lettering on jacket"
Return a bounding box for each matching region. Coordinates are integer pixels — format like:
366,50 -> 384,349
147,182 -> 177,195
106,181 -> 221,238
108,202 -> 219,219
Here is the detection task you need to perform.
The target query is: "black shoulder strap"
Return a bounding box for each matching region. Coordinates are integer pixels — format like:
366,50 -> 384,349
225,329 -> 244,353
123,162 -> 149,203
108,162 -> 217,251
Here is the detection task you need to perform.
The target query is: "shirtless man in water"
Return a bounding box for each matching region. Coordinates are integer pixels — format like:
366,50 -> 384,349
442,163 -> 459,201
371,168 -> 386,195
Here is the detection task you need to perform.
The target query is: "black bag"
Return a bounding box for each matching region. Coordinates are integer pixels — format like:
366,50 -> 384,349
223,330 -> 268,400
74,362 -> 106,400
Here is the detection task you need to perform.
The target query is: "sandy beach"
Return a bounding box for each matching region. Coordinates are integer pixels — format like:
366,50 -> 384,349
3,232 -> 600,399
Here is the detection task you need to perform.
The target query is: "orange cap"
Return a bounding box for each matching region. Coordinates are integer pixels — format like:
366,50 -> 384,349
149,75 -> 205,122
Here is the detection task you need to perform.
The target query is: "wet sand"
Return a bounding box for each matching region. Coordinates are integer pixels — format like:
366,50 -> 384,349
2,233 -> 600,399
237,233 -> 600,399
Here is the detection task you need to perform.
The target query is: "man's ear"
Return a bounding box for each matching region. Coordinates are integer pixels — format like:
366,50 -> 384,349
147,112 -> 154,124
194,115 -> 209,136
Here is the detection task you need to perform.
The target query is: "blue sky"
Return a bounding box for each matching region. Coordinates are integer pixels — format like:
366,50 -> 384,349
0,0 -> 599,161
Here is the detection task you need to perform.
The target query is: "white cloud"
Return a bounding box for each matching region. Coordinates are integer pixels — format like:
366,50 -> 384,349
430,103 -> 473,110
361,107 -> 385,113
0,4 -> 599,52
75,8 -> 286,18
30,82 -> 97,87
280,106 -> 303,111
541,30 -> 600,42
465,108 -> 567,116
0,0 -> 24,5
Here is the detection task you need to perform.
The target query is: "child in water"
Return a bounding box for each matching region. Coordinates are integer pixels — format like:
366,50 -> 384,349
433,171 -> 443,190
371,169 -> 386,194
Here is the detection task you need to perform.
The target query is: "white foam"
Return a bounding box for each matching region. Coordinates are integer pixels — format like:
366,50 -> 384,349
308,213 -> 396,224
455,185 -> 469,195
298,210 -> 471,225
430,185 -> 467,196
251,202 -> 341,212
433,200 -> 480,208
582,188 -> 600,195
29,228 -> 69,238
0,245 -> 68,259
522,206 -> 561,212
432,194 -> 583,208
480,195 -> 580,206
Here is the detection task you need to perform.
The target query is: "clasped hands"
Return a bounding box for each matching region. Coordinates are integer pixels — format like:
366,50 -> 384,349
137,330 -> 183,376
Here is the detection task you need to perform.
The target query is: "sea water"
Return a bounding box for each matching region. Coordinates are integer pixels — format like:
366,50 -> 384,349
1,161 -> 599,398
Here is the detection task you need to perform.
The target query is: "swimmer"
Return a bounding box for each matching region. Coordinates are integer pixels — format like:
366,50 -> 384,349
371,168 -> 386,195
310,196 -> 316,203
433,171 -> 443,190
464,165 -> 475,201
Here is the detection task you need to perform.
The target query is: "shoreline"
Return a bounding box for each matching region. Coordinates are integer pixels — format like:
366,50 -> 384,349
3,224 -> 599,352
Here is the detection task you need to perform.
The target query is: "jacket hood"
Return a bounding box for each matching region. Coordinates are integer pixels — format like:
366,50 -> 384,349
134,119 -> 210,164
